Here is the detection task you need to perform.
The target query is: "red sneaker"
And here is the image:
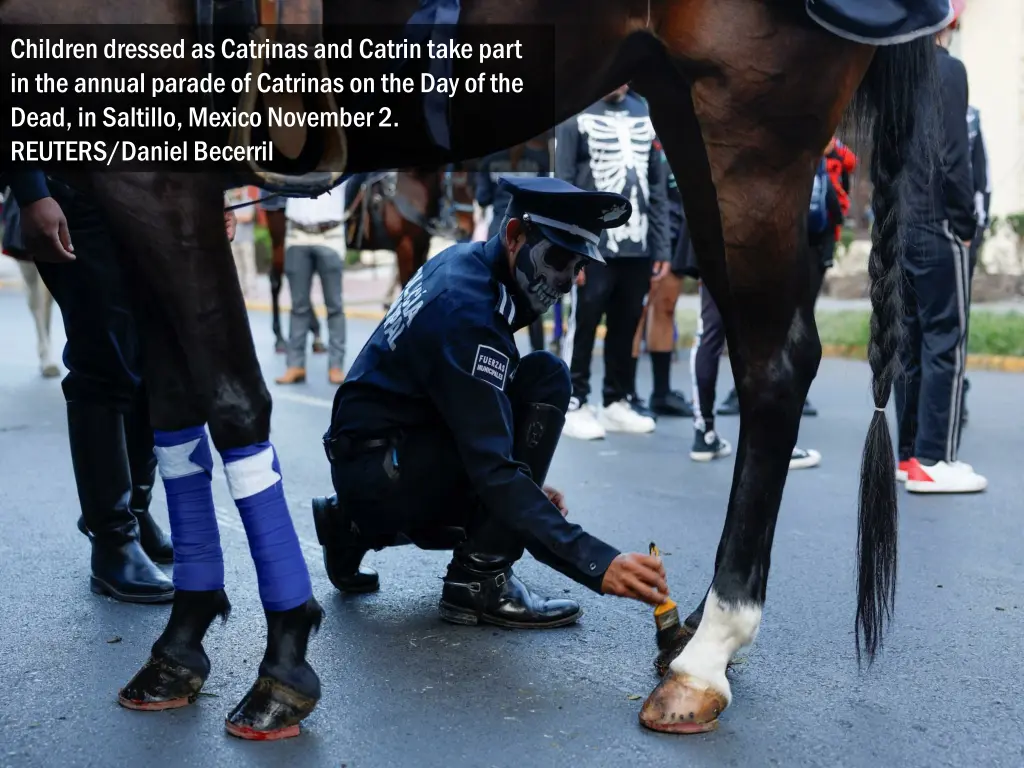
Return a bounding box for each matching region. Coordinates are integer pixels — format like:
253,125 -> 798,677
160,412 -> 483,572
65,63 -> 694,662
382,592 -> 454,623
896,459 -> 912,483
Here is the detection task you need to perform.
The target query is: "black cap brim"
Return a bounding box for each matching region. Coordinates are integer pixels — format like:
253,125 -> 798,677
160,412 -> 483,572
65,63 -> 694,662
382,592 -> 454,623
534,222 -> 606,264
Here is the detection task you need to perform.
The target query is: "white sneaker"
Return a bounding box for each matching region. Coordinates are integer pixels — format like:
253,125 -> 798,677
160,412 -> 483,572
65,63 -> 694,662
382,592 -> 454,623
599,400 -> 656,434
789,447 -> 821,470
897,459 -> 973,482
563,399 -> 606,441
905,459 -> 987,493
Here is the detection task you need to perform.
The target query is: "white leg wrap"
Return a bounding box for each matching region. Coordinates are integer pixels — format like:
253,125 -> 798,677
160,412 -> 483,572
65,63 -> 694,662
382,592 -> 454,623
669,587 -> 763,705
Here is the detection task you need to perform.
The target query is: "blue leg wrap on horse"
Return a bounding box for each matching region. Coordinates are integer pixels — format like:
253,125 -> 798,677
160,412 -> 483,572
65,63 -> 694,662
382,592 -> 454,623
153,426 -> 224,591
220,441 -> 312,612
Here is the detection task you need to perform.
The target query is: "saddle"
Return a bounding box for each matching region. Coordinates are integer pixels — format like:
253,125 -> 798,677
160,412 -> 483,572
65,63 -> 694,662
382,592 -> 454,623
195,0 -> 347,196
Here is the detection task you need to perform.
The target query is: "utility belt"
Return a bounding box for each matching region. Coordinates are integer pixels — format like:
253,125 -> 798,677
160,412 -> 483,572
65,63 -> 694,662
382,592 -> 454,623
288,220 -> 343,235
323,431 -> 402,464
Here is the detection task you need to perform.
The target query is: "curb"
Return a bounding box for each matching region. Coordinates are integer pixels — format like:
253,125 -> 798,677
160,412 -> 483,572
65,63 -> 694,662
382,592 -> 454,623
818,344 -> 1024,373
2,281 -> 1019,371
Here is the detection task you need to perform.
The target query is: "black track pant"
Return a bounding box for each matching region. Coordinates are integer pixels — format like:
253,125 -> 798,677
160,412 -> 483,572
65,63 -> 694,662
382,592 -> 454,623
894,221 -> 971,464
564,258 -> 651,407
689,283 -> 726,432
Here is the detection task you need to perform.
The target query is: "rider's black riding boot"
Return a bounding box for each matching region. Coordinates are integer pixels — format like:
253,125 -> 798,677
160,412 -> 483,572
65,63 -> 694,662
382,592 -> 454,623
79,395 -> 175,565
438,403 -> 582,629
119,589 -> 231,710
67,400 -> 174,603
312,494 -> 380,593
225,598 -> 324,740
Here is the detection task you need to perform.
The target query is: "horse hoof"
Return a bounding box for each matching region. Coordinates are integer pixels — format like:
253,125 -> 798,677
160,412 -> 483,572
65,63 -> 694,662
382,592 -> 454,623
224,676 -> 318,741
654,625 -> 695,677
639,672 -> 727,734
118,655 -> 206,711
41,364 -> 60,378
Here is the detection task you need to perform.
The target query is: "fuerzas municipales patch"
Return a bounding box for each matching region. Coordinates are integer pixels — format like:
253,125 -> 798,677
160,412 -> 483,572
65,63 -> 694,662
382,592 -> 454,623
472,345 -> 510,390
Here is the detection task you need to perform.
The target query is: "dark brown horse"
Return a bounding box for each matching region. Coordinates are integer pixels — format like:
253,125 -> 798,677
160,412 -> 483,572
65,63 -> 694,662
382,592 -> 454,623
342,166 -> 476,307
0,0 -> 942,738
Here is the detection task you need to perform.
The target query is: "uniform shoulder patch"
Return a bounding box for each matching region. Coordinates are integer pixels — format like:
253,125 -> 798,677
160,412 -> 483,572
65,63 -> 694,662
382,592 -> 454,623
472,345 -> 510,390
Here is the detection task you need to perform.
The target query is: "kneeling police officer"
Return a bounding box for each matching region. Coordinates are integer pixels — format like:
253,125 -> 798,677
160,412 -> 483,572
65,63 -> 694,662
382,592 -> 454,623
313,177 -> 669,627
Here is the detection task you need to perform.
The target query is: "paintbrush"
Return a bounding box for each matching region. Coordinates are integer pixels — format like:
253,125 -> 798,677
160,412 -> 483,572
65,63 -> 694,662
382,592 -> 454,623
649,542 -> 681,652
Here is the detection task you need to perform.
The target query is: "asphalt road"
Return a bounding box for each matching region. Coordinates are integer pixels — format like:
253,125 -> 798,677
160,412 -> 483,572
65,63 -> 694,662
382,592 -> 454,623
0,287 -> 1021,768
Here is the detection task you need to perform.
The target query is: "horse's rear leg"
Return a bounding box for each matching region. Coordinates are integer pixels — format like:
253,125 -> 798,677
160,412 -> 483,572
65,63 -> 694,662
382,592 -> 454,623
93,174 -> 322,740
636,16 -> 873,732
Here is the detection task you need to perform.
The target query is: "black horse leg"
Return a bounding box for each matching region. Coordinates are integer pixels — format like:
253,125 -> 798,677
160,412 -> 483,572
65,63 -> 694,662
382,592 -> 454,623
636,28 -> 869,730
92,173 -> 322,740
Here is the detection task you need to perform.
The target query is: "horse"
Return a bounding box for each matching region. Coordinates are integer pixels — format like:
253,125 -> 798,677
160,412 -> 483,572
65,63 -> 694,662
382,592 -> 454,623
342,166 -> 477,308
0,0 -> 944,737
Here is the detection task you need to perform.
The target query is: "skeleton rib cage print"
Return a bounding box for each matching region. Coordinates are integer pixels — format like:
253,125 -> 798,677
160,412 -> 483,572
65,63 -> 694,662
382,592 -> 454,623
575,111 -> 657,254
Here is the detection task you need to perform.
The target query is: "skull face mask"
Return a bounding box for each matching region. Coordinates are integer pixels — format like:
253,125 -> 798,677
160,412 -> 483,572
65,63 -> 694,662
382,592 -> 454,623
510,227 -> 586,319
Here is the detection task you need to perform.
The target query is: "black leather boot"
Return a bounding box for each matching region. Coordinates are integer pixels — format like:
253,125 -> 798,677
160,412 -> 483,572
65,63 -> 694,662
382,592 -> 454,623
438,403 -> 582,629
67,401 -> 174,603
119,589 -> 231,710
225,598 -> 324,740
76,457 -> 174,565
312,494 -> 380,593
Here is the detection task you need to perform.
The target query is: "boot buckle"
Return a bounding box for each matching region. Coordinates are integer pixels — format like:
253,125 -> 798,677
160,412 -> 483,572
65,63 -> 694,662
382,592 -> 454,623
493,572 -> 507,588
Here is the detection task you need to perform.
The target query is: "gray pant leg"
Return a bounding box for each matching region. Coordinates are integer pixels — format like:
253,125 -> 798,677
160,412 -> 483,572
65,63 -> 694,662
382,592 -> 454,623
314,245 -> 346,370
285,245 -> 315,369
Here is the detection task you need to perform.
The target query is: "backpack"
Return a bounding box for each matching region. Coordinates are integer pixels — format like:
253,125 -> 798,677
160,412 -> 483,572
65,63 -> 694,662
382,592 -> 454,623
808,157 -> 830,235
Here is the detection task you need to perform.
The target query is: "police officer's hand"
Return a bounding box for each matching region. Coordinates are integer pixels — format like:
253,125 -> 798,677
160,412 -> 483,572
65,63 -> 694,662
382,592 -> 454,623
543,485 -> 568,517
652,260 -> 671,282
20,197 -> 75,263
601,553 -> 669,606
225,209 -> 237,242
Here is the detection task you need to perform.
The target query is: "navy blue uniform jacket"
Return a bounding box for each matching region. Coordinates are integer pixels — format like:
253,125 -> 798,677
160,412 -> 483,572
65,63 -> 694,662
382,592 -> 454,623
330,238 -> 621,592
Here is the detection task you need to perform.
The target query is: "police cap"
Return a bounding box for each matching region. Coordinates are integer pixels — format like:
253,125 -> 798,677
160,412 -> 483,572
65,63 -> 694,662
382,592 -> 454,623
498,176 -> 632,265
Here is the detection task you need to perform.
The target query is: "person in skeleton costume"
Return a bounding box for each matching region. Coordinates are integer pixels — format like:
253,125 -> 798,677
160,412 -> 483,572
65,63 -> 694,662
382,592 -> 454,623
313,176 -> 673,629
554,85 -> 671,441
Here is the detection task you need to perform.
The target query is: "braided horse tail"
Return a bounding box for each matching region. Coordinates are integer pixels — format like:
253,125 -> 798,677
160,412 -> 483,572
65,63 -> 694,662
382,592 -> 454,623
844,38 -> 941,663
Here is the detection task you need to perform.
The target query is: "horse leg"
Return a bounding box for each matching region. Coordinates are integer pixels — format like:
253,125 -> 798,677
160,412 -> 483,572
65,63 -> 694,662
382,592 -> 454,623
18,261 -> 57,377
93,173 -> 322,741
634,7 -> 875,732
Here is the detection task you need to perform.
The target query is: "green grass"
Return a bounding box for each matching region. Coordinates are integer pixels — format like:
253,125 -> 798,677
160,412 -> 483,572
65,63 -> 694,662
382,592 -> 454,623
807,310 -> 1024,357
650,309 -> 1024,357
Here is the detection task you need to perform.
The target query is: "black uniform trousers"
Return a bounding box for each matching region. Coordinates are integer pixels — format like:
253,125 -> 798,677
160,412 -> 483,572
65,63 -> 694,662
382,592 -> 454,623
330,351 -> 571,560
33,177 -> 154,539
565,258 -> 651,407
894,221 -> 971,464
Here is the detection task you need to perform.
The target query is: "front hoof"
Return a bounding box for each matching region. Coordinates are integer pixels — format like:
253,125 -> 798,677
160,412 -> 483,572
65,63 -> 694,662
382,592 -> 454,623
639,672 -> 727,734
118,656 -> 206,711
224,676 -> 318,741
654,624 -> 695,677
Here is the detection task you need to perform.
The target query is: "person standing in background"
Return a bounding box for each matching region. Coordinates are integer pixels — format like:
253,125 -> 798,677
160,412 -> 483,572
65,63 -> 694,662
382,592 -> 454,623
630,137 -> 694,418
261,194 -> 325,355
276,186 -> 347,386
960,104 -> 991,429
895,17 -> 987,493
556,85 -> 670,440
475,135 -> 551,353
